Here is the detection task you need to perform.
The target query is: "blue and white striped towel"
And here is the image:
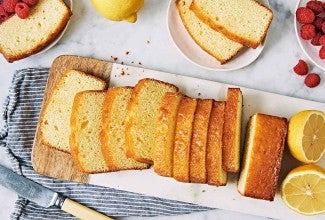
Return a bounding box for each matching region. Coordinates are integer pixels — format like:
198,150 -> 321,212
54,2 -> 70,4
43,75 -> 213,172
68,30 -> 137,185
0,68 -> 211,219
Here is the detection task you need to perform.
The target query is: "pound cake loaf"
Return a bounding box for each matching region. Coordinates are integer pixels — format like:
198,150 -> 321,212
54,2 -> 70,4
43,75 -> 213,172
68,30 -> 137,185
190,0 -> 273,48
238,113 -> 287,201
206,101 -> 227,186
101,87 -> 150,171
189,99 -> 213,183
173,97 -> 197,182
176,0 -> 243,64
222,88 -> 242,172
70,91 -> 109,173
40,70 -> 107,153
153,92 -> 183,177
0,0 -> 72,62
125,78 -> 178,164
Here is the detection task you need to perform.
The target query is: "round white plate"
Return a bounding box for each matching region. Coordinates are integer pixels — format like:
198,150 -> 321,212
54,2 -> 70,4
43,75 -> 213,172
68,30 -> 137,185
294,0 -> 325,71
36,0 -> 73,55
167,0 -> 270,71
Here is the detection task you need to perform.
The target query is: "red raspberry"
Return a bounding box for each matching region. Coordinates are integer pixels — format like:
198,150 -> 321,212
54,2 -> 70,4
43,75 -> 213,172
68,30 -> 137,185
307,0 -> 323,15
311,32 -> 322,46
2,0 -> 19,13
319,35 -> 325,46
0,4 -> 9,23
293,59 -> 309,76
319,46 -> 325,59
321,21 -> 325,33
312,17 -> 323,31
296,7 -> 315,24
15,2 -> 30,19
300,24 -> 316,40
304,73 -> 321,88
22,0 -> 39,6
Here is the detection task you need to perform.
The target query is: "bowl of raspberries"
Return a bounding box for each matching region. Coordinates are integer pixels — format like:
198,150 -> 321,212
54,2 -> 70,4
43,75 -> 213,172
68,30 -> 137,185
295,0 -> 325,71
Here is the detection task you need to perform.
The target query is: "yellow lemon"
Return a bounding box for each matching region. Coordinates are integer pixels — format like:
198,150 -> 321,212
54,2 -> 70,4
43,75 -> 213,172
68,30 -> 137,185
90,0 -> 144,23
281,164 -> 325,215
287,110 -> 325,163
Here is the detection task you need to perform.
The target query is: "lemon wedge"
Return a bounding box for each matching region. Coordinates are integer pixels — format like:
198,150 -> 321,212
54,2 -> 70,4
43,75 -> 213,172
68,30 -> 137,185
281,164 -> 325,215
287,110 -> 325,163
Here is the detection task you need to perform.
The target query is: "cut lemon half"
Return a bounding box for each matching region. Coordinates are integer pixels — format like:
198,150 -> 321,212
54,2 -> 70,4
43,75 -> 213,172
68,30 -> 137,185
281,164 -> 325,215
287,110 -> 325,163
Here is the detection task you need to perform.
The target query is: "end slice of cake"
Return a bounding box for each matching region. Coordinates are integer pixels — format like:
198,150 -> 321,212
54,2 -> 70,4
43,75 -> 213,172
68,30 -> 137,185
70,91 -> 109,173
153,92 -> 183,177
238,113 -> 287,201
101,87 -> 150,171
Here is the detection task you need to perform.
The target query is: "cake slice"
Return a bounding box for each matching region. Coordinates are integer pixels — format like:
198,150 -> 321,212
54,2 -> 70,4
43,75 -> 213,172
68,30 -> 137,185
125,78 -> 178,164
189,99 -> 213,183
153,92 -> 183,177
238,113 -> 287,201
206,101 -> 227,186
222,88 -> 242,172
176,0 -> 243,64
101,87 -> 150,171
70,91 -> 109,173
173,97 -> 197,182
40,70 -> 107,153
0,0 -> 72,62
190,0 -> 273,48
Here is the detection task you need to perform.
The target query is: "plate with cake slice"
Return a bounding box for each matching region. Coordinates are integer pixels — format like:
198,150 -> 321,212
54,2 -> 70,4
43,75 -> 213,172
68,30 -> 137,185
0,0 -> 72,63
167,0 -> 273,71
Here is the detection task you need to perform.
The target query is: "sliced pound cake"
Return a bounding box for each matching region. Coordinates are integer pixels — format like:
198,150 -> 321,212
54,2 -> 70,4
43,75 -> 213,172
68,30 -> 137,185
206,101 -> 227,186
101,87 -> 150,171
40,70 -> 107,153
189,99 -> 213,183
222,88 -> 242,172
70,91 -> 109,173
176,0 -> 243,64
125,78 -> 178,164
173,97 -> 197,182
153,92 -> 183,177
0,0 -> 72,62
191,0 -> 273,48
238,113 -> 287,201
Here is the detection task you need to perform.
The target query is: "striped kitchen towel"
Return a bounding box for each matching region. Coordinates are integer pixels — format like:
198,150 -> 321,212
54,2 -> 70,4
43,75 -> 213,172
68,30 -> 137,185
0,68 -> 212,220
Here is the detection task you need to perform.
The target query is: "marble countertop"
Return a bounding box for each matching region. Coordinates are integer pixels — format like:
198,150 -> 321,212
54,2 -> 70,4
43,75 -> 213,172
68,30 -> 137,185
0,0 -> 324,219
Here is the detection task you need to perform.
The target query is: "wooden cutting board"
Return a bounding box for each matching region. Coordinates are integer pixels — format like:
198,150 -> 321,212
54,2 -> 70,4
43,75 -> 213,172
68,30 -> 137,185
32,55 -> 113,183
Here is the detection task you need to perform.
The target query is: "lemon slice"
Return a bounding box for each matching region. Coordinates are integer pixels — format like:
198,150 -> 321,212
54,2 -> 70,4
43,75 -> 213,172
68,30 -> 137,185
288,110 -> 325,163
281,164 -> 325,215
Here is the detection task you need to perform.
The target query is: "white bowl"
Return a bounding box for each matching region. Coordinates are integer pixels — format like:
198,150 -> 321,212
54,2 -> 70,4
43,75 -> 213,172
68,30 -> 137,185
36,0 -> 73,55
167,0 -> 270,71
294,0 -> 325,71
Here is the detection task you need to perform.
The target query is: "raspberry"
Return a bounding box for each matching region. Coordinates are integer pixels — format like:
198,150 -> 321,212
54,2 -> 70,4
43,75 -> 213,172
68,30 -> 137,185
312,17 -> 323,31
307,0 -> 323,15
2,0 -> 19,13
311,32 -> 322,46
319,46 -> 325,59
300,24 -> 316,40
319,35 -> 325,46
304,73 -> 321,88
296,7 -> 315,24
22,0 -> 39,6
15,2 -> 30,19
322,21 -> 325,33
0,4 -> 9,23
293,59 -> 309,76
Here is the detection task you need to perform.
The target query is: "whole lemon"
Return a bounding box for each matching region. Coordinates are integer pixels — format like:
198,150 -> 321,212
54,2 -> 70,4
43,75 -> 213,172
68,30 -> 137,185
90,0 -> 144,23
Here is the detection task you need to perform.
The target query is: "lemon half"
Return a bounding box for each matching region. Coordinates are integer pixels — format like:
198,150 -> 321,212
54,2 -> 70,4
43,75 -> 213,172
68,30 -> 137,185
281,164 -> 325,215
288,110 -> 325,163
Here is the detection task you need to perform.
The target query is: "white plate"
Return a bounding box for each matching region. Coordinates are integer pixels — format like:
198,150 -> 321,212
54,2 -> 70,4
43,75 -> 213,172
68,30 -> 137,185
294,0 -> 325,71
167,0 -> 269,71
35,0 -> 73,55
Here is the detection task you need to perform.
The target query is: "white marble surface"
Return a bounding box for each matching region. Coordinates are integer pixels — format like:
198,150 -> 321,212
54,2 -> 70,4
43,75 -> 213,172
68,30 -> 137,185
0,0 -> 324,219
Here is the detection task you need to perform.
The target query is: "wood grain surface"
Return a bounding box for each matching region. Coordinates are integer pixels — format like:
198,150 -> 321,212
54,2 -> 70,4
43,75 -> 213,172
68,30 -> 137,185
32,55 -> 113,183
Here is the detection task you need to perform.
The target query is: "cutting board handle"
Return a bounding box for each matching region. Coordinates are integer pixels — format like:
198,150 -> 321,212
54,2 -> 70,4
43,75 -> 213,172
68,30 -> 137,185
61,198 -> 114,220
